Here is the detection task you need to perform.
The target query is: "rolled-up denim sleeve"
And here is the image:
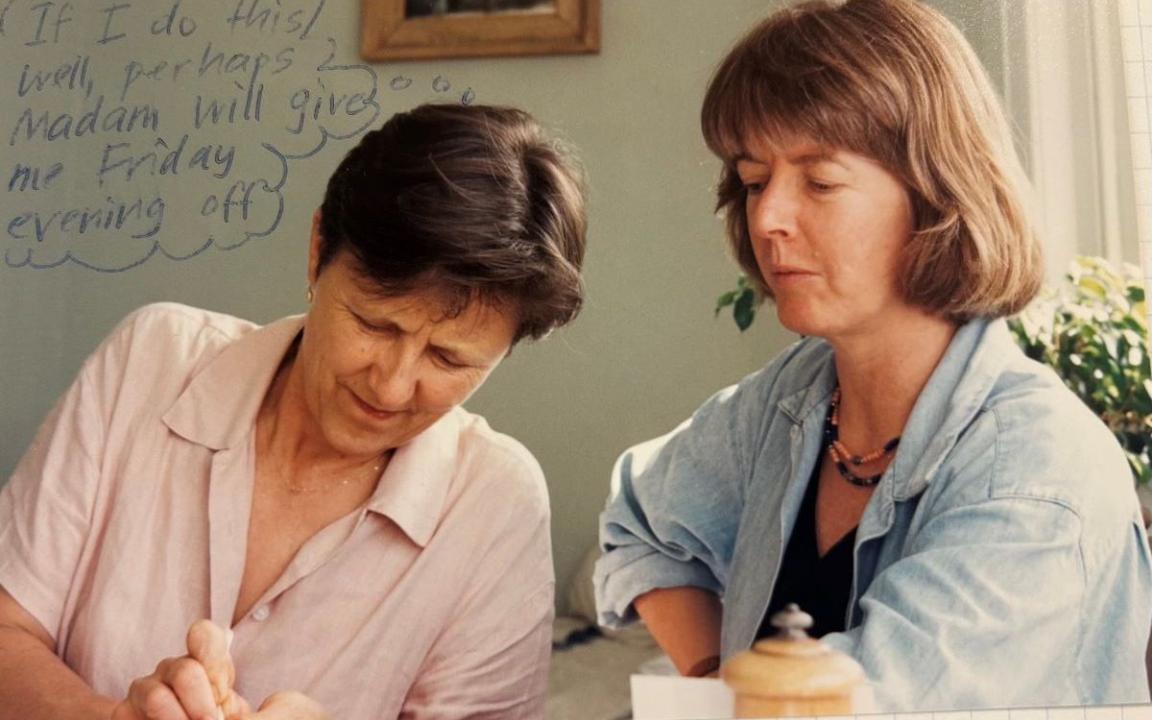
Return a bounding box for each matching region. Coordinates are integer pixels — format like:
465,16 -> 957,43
594,377 -> 767,629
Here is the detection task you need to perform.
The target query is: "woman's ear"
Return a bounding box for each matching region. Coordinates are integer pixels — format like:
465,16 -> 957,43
307,209 -> 323,287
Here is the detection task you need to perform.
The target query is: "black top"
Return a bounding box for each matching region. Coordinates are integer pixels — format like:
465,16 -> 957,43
756,461 -> 856,640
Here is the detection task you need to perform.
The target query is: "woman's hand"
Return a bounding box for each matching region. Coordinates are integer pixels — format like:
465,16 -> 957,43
110,619 -> 250,720
246,691 -> 328,720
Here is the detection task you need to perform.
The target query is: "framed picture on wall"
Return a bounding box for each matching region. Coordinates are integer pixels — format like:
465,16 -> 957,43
362,0 -> 600,61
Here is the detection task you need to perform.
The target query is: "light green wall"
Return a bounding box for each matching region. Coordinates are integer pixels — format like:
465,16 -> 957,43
929,0 -> 1011,94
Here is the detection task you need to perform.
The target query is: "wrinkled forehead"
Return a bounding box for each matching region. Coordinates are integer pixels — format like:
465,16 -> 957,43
343,255 -> 518,327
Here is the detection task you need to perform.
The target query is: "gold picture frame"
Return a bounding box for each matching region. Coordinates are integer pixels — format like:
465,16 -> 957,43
361,0 -> 600,61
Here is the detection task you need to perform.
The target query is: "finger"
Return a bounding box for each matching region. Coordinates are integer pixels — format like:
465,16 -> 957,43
110,699 -> 144,720
186,619 -> 235,703
222,689 -> 252,719
161,656 -> 220,720
127,675 -> 192,720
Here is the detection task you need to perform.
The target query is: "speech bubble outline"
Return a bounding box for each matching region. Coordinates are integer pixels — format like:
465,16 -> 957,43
1,4 -> 481,274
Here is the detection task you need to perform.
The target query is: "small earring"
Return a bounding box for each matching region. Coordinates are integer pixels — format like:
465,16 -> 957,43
306,286 -> 314,303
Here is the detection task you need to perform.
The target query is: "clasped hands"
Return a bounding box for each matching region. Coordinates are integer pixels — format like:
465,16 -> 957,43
111,619 -> 327,720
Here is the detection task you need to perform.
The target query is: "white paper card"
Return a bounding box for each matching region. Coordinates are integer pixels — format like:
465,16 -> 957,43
630,674 -> 735,720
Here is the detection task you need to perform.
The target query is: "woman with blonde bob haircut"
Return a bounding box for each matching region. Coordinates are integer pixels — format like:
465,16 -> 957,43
596,0 -> 1152,711
706,0 -> 1042,320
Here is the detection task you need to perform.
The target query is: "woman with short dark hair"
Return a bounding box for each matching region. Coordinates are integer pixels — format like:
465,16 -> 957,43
595,0 -> 1151,710
0,103 -> 587,720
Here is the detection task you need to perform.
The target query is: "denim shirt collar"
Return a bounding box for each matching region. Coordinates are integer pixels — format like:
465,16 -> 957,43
776,316 -> 1014,502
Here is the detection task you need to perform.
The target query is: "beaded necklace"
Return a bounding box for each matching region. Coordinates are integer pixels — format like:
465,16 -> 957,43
823,386 -> 900,487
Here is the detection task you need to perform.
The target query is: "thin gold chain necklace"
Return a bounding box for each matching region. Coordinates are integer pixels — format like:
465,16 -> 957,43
281,458 -> 386,495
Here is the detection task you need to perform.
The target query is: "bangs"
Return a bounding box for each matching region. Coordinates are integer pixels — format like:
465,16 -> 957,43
701,4 -> 903,169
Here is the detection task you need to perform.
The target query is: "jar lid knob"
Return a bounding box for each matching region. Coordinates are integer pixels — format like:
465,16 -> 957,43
770,603 -> 814,641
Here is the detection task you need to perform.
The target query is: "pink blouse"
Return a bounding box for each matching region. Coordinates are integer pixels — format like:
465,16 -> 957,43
0,303 -> 554,719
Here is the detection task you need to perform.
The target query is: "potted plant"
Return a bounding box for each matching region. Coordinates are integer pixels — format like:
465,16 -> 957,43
1007,256 -> 1151,489
716,256 -> 1152,493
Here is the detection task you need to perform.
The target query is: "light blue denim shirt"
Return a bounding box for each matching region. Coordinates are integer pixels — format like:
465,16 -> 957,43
595,317 -> 1152,711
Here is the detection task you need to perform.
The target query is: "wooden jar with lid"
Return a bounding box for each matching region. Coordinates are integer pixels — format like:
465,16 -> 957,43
721,603 -> 875,717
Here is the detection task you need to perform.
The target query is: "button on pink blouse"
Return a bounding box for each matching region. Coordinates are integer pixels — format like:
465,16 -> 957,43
0,303 -> 554,719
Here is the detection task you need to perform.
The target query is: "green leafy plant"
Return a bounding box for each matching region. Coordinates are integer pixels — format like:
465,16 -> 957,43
1007,256 -> 1151,484
715,256 -> 1152,484
714,275 -> 759,331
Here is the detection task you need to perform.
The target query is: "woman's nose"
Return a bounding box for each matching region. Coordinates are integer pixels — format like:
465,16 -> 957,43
368,349 -> 420,409
746,182 -> 798,241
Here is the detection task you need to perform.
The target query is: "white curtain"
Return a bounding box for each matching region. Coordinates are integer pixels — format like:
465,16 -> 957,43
994,1 -> 1141,282
1115,0 -> 1152,332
